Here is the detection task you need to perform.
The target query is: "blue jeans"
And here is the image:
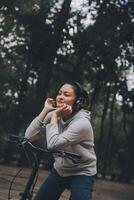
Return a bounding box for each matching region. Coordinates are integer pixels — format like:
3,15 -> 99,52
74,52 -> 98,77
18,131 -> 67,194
34,169 -> 94,200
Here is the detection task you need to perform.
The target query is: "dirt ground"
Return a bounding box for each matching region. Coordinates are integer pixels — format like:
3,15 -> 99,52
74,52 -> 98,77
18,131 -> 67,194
0,165 -> 134,200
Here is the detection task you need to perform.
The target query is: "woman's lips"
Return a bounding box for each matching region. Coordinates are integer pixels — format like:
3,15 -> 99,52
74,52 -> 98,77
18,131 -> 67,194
56,102 -> 64,107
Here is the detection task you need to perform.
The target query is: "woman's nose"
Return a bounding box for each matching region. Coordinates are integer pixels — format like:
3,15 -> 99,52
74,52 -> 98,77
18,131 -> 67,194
58,94 -> 64,100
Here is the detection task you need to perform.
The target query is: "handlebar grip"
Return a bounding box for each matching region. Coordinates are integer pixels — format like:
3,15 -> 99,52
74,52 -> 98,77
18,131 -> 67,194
62,151 -> 81,159
51,150 -> 81,159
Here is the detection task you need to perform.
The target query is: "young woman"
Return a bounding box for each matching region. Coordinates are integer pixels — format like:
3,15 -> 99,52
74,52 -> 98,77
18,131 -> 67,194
25,81 -> 97,200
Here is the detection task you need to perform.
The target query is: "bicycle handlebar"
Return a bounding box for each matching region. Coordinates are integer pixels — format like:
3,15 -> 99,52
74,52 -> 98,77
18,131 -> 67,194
7,135 -> 81,200
8,135 -> 81,161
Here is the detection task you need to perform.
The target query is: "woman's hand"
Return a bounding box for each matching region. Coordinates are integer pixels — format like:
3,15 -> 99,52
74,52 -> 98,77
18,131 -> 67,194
51,104 -> 72,123
38,98 -> 56,123
55,104 -> 72,117
44,98 -> 56,112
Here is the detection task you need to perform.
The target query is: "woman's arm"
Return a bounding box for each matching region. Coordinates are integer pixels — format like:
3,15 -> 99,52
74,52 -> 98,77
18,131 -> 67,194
25,98 -> 56,141
25,117 -> 45,141
46,117 -> 93,150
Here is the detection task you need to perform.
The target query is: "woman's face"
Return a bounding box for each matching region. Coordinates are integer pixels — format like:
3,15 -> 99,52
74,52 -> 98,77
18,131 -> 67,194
56,84 -> 76,108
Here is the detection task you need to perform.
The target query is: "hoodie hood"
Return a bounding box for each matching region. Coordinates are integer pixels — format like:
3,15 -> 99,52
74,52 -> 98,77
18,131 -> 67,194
74,109 -> 91,121
60,109 -> 91,126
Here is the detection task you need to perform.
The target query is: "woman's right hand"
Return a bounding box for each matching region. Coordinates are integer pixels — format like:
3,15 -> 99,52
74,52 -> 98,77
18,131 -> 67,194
44,98 -> 56,112
38,98 -> 56,123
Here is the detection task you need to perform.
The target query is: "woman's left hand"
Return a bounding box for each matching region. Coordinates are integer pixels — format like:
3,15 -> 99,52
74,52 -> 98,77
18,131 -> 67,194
55,104 -> 72,117
51,104 -> 72,123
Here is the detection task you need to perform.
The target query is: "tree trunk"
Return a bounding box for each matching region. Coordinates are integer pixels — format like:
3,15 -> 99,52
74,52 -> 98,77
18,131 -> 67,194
90,74 -> 101,111
12,62 -> 32,134
102,87 -> 116,178
127,114 -> 134,181
35,0 -> 72,114
97,85 -> 111,170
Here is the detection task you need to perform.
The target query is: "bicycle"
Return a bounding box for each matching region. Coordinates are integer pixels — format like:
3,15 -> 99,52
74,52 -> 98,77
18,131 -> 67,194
8,135 -> 81,200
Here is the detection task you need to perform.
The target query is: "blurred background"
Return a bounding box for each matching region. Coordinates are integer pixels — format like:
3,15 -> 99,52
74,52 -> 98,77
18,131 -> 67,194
0,0 -> 134,184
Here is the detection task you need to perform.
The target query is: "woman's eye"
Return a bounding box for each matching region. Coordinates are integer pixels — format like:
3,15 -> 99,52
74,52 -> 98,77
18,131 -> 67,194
57,92 -> 70,97
65,94 -> 70,97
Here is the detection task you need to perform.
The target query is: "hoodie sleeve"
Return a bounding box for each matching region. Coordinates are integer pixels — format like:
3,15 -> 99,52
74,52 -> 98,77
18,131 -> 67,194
46,117 -> 94,150
25,112 -> 52,141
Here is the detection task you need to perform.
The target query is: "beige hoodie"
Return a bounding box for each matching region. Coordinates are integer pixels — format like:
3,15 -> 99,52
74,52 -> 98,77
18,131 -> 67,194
25,109 -> 97,177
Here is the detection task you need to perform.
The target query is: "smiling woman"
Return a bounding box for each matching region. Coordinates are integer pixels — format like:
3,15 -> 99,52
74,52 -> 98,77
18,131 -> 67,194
25,81 -> 97,200
56,84 -> 76,108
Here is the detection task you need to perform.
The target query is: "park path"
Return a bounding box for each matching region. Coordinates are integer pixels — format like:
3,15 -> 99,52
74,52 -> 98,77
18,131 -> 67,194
0,165 -> 134,200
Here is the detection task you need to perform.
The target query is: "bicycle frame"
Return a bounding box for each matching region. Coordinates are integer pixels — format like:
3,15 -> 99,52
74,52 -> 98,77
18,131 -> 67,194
19,152 -> 40,200
8,135 -> 81,200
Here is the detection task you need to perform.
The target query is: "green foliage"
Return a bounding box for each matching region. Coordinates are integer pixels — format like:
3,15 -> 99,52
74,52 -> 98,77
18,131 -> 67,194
0,0 -> 134,180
